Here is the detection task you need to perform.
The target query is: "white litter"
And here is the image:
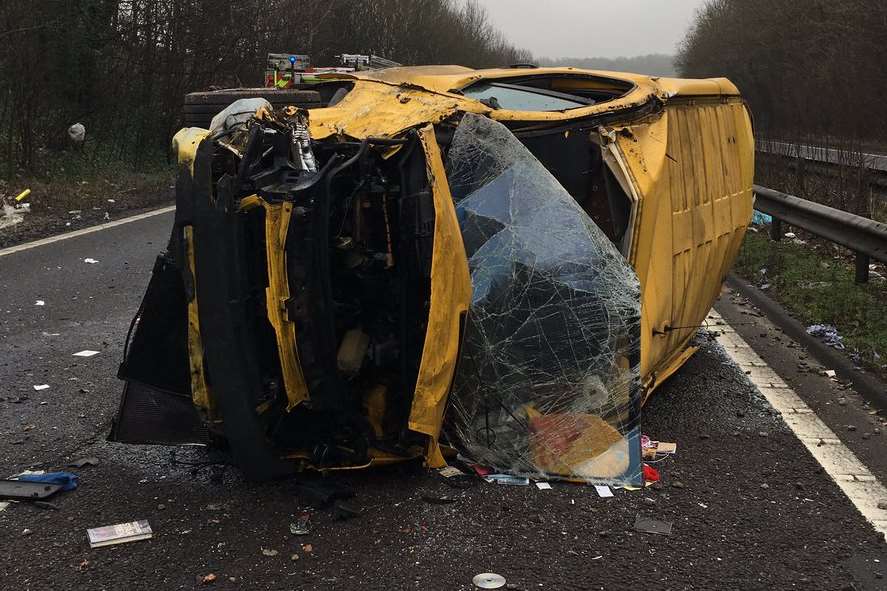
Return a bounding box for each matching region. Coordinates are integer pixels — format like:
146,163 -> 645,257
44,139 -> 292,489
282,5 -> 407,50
0,203 -> 25,229
33,384 -> 50,391
437,466 -> 464,478
73,350 -> 100,358
825,369 -> 837,378
34,300 -> 45,306
83,258 -> 99,264
535,482 -> 552,490
595,485 -> 614,498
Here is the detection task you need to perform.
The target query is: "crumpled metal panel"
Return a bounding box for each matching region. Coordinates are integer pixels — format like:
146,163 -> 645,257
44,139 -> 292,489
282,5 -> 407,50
445,114 -> 643,485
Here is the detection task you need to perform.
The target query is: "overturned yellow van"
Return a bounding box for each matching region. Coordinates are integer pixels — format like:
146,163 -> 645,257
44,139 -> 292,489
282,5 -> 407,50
113,66 -> 754,486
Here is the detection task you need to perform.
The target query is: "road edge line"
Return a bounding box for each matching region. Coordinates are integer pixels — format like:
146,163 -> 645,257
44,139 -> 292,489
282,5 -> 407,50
0,205 -> 176,258
709,308 -> 887,537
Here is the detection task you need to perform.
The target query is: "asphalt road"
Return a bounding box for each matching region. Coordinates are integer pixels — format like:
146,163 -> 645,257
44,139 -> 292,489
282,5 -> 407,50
1,211 -> 886,590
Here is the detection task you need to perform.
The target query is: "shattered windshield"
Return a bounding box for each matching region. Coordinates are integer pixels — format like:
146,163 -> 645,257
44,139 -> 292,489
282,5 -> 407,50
444,114 -> 643,485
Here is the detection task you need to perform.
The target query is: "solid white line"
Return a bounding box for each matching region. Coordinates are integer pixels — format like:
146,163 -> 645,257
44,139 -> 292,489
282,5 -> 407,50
0,205 -> 175,258
708,309 -> 887,536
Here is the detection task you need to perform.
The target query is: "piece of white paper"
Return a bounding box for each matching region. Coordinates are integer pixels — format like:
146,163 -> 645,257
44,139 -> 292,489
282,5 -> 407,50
595,485 -> 614,498
535,482 -> 552,490
33,384 -> 50,391
34,300 -> 45,306
73,350 -> 100,358
437,466 -> 464,478
83,258 -> 99,264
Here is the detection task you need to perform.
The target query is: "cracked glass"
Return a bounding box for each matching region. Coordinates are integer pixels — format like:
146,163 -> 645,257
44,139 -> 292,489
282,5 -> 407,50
444,113 -> 643,485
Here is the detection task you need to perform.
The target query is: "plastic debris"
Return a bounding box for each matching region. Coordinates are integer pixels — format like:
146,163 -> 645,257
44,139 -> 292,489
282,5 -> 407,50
73,350 -> 100,358
484,474 -> 530,486
289,513 -> 311,535
807,324 -> 845,350
0,202 -> 26,229
18,471 -> 79,492
751,211 -> 773,225
643,464 -> 661,484
634,514 -> 673,536
33,384 -> 50,391
87,520 -> 153,548
261,548 -> 278,557
824,369 -> 837,378
535,482 -> 552,490
68,123 -> 86,144
200,573 -> 217,585
83,258 -> 99,264
35,300 -> 45,306
14,188 -> 31,203
473,573 -> 506,589
595,485 -> 614,498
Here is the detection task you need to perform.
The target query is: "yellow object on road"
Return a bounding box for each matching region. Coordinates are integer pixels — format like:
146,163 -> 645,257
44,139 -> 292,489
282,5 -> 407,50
14,189 -> 31,202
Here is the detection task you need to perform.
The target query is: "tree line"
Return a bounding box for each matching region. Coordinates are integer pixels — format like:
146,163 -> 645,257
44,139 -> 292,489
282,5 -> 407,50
0,0 -> 530,177
677,0 -> 887,142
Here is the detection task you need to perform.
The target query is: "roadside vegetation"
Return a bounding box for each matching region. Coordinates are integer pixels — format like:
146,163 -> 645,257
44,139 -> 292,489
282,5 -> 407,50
680,0 -> 887,377
0,0 -> 529,215
735,231 -> 887,378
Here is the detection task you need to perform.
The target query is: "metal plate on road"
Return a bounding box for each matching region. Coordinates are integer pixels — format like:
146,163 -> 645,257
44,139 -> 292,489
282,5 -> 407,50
473,573 -> 506,589
0,480 -> 63,500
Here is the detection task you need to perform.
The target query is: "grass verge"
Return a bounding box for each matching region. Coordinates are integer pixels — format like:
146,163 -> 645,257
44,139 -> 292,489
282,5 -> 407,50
735,230 -> 887,377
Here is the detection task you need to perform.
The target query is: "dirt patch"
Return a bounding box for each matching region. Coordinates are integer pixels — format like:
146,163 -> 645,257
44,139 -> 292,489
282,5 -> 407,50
0,170 -> 175,249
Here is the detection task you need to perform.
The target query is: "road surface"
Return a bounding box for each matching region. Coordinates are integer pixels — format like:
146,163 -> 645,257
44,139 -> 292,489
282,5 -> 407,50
1,210 -> 886,590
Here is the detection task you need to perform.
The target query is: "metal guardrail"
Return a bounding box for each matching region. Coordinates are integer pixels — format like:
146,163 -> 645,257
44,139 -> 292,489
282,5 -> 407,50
753,184 -> 887,283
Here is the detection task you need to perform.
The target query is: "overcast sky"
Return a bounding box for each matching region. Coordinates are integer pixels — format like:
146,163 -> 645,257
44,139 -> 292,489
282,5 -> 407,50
474,0 -> 709,58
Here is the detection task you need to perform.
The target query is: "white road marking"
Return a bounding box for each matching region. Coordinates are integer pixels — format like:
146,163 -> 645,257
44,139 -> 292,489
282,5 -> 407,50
0,205 -> 175,258
709,309 -> 887,536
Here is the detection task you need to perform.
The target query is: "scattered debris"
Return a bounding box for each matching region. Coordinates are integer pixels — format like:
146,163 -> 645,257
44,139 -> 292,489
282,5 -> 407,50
0,202 -> 27,229
484,474 -> 530,486
77,559 -> 89,572
421,494 -> 457,505
595,485 -> 614,498
22,528 -> 33,536
634,514 -> 673,536
73,350 -> 100,358
261,548 -> 278,557
824,369 -> 837,378
437,466 -> 464,478
535,482 -> 552,490
806,324 -> 845,350
83,258 -> 99,264
643,464 -> 661,484
87,520 -> 153,548
301,543 -> 313,553
35,300 -> 45,306
671,481 -> 685,489
200,573 -> 217,585
0,478 -> 61,501
17,471 -> 79,492
33,384 -> 50,391
289,513 -> 311,535
68,123 -> 86,144
68,457 -> 100,468
473,573 -> 506,589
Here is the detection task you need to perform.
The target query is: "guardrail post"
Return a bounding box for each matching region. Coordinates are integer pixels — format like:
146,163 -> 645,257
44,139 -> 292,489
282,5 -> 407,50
855,252 -> 870,284
770,217 -> 783,241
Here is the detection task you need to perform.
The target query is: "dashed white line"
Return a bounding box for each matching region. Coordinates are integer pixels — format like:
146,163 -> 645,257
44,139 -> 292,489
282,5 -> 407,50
0,205 -> 175,258
709,309 -> 887,536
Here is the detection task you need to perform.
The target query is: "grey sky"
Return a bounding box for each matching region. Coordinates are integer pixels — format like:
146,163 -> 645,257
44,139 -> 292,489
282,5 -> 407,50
474,0 -> 709,58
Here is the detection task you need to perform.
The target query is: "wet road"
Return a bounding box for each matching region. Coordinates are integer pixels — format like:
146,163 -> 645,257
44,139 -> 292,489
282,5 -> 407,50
1,211 -> 885,590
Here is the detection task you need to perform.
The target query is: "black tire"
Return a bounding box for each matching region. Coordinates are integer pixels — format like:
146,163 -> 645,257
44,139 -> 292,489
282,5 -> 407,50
181,88 -> 323,129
